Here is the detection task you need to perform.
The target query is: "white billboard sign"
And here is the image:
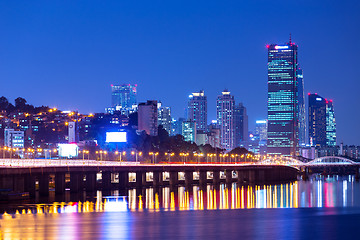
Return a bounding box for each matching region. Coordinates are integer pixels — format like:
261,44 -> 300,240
106,132 -> 127,143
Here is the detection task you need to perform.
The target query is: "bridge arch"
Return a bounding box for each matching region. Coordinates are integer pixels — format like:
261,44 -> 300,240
307,156 -> 357,166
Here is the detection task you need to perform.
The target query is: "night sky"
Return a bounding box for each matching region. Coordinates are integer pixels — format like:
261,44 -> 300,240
1,0 -> 359,145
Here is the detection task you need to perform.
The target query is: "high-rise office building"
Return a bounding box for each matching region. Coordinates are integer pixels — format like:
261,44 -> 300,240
297,68 -> 306,146
255,120 -> 268,142
326,100 -> 336,146
206,122 -> 221,149
216,90 -> 235,150
308,93 -> 336,147
182,120 -> 197,142
234,103 -> 248,147
308,94 -> 327,147
138,100 -> 158,136
111,84 -> 137,114
171,118 -> 185,136
267,39 -> 300,156
188,90 -> 207,131
157,102 -> 172,135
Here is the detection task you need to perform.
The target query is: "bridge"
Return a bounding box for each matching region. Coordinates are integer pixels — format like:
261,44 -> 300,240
259,156 -> 360,176
0,158 -> 298,198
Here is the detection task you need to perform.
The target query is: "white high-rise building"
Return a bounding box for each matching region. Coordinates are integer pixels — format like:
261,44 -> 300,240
188,90 -> 207,131
216,90 -> 235,150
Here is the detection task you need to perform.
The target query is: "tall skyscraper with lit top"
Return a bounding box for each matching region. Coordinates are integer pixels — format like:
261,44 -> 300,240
188,90 -> 207,131
267,39 -> 300,156
217,90 -> 235,150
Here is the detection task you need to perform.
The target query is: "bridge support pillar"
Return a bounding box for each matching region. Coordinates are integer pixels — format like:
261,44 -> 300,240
199,171 -> 207,187
39,173 -> 50,196
225,170 -> 232,186
237,170 -> 244,184
86,172 -> 97,192
118,172 -> 128,190
135,172 -> 143,188
213,171 -> 220,185
185,171 -> 193,186
258,170 -> 265,184
169,171 -> 178,187
249,170 -> 256,184
102,171 -> 112,191
70,172 -> 83,193
24,174 -> 36,197
13,175 -> 25,192
55,172 -> 66,194
153,171 -> 160,187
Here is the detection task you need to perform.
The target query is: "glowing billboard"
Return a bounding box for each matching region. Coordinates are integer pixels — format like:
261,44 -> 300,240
106,132 -> 127,143
58,143 -> 78,158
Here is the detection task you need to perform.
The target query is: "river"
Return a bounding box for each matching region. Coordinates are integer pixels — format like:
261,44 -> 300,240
0,175 -> 359,239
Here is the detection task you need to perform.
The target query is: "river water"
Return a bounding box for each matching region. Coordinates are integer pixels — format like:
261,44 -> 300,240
0,175 -> 360,239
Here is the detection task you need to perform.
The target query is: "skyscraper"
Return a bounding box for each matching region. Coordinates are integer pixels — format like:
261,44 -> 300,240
297,68 -> 306,146
234,103 -> 248,147
308,94 -> 327,147
216,90 -> 235,150
182,120 -> 197,142
111,84 -> 137,112
267,39 -> 299,156
138,100 -> 158,136
308,93 -> 336,147
255,120 -> 268,142
157,102 -> 172,135
188,90 -> 207,131
326,100 -> 336,146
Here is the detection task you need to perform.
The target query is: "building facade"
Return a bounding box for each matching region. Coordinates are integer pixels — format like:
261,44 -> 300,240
4,129 -> 24,148
234,103 -> 248,147
182,120 -> 196,142
308,93 -> 336,147
188,90 -> 207,131
297,68 -> 306,147
326,99 -> 336,146
138,100 -> 158,136
267,41 -> 299,156
111,84 -> 137,114
216,90 -> 235,151
157,102 -> 172,135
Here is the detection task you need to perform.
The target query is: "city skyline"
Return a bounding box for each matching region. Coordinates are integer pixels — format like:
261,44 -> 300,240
1,1 -> 359,145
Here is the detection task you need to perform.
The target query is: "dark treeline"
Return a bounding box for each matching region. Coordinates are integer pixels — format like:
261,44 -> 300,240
0,96 -> 49,114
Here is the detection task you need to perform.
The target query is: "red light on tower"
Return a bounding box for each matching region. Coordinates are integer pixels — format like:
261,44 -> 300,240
266,45 -> 270,48
308,93 -> 311,96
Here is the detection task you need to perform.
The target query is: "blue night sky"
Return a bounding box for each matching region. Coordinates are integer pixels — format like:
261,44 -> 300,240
1,0 -> 359,145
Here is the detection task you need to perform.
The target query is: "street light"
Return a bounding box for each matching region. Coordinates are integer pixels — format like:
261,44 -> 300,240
131,151 -> 141,162
165,152 -> 174,163
149,152 -> 158,164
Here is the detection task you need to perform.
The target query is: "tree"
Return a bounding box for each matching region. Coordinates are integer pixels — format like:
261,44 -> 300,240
15,97 -> 27,111
0,96 -> 9,111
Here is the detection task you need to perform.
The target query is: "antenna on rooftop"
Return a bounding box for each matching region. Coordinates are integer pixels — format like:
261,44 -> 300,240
289,33 -> 292,44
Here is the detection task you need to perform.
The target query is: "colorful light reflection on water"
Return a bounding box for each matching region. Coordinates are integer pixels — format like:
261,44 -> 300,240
0,175 -> 359,216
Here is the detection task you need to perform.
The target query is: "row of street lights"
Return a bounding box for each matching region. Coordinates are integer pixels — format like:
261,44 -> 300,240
0,146 -> 265,163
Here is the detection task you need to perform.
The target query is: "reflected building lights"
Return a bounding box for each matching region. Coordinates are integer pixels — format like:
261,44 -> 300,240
1,178 -> 360,216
